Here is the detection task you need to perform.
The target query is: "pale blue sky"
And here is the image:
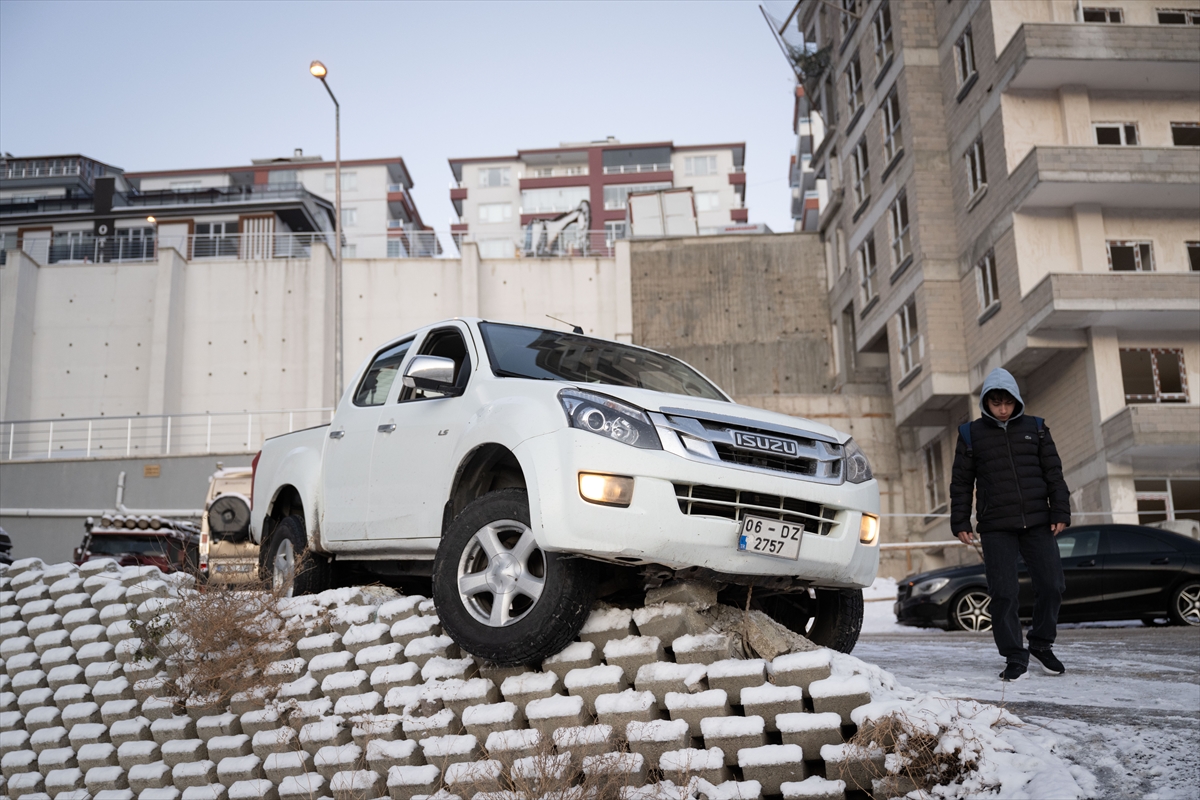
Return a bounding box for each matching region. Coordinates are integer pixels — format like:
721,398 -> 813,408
0,0 -> 801,232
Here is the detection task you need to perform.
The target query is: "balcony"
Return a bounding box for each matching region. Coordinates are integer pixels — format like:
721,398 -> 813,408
602,163 -> 671,175
1003,23 -> 1200,92
728,168 -> 746,186
1101,404 -> 1200,471
1012,146 -> 1200,210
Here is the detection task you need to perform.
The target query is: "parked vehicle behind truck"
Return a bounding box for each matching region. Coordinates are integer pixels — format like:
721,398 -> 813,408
75,514 -> 200,574
199,466 -> 258,584
250,319 -> 881,665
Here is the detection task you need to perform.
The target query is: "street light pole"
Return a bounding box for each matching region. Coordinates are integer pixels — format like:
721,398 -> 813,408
310,60 -> 343,406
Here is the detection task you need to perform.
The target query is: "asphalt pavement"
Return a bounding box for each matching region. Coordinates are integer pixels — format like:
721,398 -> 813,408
854,625 -> 1200,798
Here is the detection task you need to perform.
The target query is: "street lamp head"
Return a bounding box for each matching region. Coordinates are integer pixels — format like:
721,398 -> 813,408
146,216 -> 156,224
310,60 -> 327,79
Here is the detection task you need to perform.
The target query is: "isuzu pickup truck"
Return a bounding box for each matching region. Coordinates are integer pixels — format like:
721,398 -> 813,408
250,319 -> 880,664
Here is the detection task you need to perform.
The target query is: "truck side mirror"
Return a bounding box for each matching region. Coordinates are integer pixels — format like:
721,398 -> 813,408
403,355 -> 462,396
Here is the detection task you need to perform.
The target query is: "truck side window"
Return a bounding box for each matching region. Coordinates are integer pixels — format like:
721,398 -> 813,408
354,339 -> 413,406
401,328 -> 471,401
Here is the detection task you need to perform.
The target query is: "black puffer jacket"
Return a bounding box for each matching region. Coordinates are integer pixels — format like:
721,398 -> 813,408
950,370 -> 1071,534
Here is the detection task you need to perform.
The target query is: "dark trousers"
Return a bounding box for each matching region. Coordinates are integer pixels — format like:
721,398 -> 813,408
980,525 -> 1065,665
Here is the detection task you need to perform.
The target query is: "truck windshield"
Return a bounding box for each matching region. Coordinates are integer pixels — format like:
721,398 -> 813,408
479,322 -> 727,401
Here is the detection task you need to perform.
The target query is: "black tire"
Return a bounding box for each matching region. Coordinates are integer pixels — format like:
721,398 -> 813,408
949,588 -> 992,632
1168,580 -> 1200,627
759,587 -> 864,654
260,515 -> 331,597
432,489 -> 596,666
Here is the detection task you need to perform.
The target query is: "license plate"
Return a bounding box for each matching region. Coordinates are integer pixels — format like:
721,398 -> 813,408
737,515 -> 804,560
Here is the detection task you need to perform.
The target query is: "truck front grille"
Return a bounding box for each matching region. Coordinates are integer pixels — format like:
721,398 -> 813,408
673,483 -> 836,536
712,443 -> 820,476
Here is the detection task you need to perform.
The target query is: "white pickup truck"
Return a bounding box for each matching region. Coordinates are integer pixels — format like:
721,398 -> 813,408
250,319 -> 880,665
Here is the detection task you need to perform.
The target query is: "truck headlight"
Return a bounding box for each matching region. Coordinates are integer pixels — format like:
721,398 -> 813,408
844,438 -> 873,483
912,577 -> 949,597
559,389 -> 662,450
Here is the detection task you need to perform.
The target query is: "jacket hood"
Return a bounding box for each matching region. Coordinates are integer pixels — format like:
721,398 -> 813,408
979,368 -> 1024,424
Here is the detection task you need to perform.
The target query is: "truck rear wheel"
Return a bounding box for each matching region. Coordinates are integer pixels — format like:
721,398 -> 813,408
261,515 -> 330,597
432,489 -> 596,666
759,587 -> 864,653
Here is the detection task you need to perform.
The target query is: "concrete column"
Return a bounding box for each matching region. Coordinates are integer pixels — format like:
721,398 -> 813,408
307,241 -> 336,410
460,242 -> 480,318
0,250 -> 39,422
1058,86 -> 1092,146
615,240 -> 633,342
1071,204 -> 1106,273
145,247 -> 187,419
1085,327 -> 1124,429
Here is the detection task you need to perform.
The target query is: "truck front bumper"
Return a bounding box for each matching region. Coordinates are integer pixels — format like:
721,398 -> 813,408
514,431 -> 879,590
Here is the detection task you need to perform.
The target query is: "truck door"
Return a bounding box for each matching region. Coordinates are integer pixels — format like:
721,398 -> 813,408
368,324 -> 475,541
321,338 -> 413,542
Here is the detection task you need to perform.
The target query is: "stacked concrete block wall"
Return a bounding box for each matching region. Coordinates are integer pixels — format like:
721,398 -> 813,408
0,556 -> 902,800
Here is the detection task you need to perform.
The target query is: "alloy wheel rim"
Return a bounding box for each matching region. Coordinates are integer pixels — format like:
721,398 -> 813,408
955,592 -> 992,631
1178,584 -> 1200,625
457,519 -> 545,627
273,538 -> 296,596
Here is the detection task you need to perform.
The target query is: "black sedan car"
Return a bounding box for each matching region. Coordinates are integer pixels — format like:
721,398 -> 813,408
895,524 -> 1200,630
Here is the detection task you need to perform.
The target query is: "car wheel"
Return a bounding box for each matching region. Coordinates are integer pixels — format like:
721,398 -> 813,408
1168,580 -> 1200,627
260,515 -> 330,597
950,588 -> 992,632
432,489 -> 596,666
758,588 -> 864,654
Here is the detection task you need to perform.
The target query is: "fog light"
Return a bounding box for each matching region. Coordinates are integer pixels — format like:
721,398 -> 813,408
859,513 -> 879,545
578,473 -> 634,507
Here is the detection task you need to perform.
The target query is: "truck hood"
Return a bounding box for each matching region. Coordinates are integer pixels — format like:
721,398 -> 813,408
567,384 -> 847,444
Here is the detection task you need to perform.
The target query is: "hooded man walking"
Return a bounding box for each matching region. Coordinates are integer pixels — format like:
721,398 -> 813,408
950,368 -> 1071,681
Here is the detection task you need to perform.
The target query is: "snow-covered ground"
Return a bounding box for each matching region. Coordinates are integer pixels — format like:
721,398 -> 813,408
3,563 -> 1194,800
858,577 -> 1200,799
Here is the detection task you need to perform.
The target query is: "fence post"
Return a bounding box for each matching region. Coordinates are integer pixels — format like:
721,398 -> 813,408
126,419 -> 132,456
246,414 -> 252,450
166,416 -> 172,456
207,415 -> 212,454
9,423 -> 14,460
289,411 -> 294,433
47,421 -> 53,459
87,421 -> 92,458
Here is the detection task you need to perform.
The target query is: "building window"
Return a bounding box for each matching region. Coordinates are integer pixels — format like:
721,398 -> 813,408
49,230 -> 95,263
881,90 -> 902,165
478,167 -> 511,188
115,227 -> 155,261
194,222 -> 238,258
858,236 -> 878,304
873,3 -> 893,69
975,250 -> 1000,314
341,207 -> 358,227
1082,7 -> 1124,22
685,156 -> 718,176
840,0 -> 859,35
1136,478 -> 1200,524
341,244 -> 357,258
1187,241 -> 1200,270
1107,240 -> 1154,271
169,180 -> 202,190
1171,122 -> 1200,146
268,170 -> 298,186
325,172 -> 357,192
1094,123 -> 1139,146
846,56 -> 864,117
1157,8 -> 1200,24
923,440 -> 947,513
851,138 -> 870,207
604,221 -> 628,244
954,27 -> 976,87
965,137 -> 988,197
1121,348 -> 1188,403
694,192 -> 720,212
889,192 -> 911,265
386,239 -> 407,258
478,202 -> 513,224
601,183 -> 670,211
897,297 -> 921,376
523,185 -> 591,214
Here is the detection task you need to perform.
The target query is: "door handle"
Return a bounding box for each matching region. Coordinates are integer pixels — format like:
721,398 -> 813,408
329,430 -> 345,439
1077,559 -> 1096,567
378,423 -> 397,433
1151,557 -> 1170,565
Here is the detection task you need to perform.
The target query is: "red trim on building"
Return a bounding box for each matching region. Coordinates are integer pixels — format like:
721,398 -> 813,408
519,176 -> 592,190
728,172 -> 747,186
671,142 -> 746,152
449,187 -> 468,201
730,208 -> 749,223
447,155 -> 521,167
450,223 -> 468,233
599,170 -> 673,186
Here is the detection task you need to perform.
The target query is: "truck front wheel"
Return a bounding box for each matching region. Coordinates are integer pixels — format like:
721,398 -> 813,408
433,489 -> 596,666
261,515 -> 330,597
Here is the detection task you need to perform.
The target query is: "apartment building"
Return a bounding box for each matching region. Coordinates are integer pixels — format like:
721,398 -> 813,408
448,137 -> 747,257
127,151 -> 433,258
795,0 -> 1200,534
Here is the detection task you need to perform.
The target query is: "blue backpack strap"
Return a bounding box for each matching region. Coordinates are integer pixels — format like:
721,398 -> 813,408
958,421 -> 973,455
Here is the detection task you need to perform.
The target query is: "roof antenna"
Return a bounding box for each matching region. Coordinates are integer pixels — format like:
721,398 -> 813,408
546,314 -> 584,334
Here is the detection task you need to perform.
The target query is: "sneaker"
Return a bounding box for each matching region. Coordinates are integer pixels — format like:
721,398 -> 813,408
1030,648 -> 1066,675
1000,662 -> 1028,682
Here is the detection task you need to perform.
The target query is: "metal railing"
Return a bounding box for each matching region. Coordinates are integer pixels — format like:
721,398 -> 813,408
602,163 -> 672,175
1,408 -> 334,462
114,183 -> 316,208
7,232 -> 336,264
2,164 -> 83,179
